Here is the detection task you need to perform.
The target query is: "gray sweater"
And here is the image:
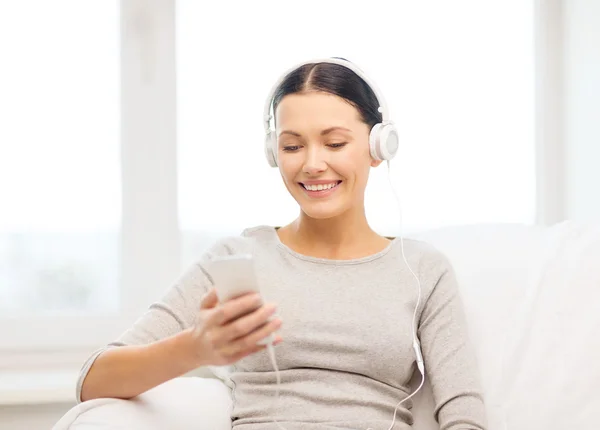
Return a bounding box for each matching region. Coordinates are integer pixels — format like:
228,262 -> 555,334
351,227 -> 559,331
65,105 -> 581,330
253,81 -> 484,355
76,225 -> 486,429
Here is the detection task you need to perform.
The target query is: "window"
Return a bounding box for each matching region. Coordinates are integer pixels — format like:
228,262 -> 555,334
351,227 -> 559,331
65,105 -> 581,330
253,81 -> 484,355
0,1 -> 536,364
176,1 -> 535,266
0,2 -> 124,355
0,3 -> 120,315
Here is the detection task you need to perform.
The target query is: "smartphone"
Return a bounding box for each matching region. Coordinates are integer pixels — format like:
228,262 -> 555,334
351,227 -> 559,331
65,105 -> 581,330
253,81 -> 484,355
208,254 -> 275,346
209,254 -> 262,303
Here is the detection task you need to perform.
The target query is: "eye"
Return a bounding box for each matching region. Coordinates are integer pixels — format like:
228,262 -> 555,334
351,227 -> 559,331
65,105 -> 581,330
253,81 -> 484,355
282,145 -> 300,152
327,142 -> 348,149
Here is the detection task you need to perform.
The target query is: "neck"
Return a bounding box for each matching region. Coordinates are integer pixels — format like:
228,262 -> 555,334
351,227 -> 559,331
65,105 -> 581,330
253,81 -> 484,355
294,209 -> 373,246
278,206 -> 388,259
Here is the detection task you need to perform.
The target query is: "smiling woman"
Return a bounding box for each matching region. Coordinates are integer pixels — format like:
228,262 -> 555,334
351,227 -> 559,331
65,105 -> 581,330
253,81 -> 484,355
75,56 -> 486,429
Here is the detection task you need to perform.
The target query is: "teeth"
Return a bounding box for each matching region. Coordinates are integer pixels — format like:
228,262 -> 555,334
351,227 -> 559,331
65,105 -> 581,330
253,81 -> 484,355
304,182 -> 338,191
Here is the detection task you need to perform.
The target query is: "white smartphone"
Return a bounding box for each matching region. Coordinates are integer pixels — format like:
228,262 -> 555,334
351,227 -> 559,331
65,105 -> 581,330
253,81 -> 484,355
209,254 -> 261,303
208,254 -> 275,346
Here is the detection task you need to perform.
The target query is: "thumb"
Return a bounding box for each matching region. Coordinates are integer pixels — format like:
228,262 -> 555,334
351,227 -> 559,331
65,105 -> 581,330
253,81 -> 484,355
200,288 -> 219,309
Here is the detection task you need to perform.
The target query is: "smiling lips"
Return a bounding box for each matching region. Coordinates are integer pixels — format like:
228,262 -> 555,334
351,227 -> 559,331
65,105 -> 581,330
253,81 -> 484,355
299,180 -> 342,197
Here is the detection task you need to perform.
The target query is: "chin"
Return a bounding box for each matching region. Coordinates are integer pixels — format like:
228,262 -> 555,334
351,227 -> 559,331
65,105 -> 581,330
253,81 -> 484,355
299,202 -> 348,220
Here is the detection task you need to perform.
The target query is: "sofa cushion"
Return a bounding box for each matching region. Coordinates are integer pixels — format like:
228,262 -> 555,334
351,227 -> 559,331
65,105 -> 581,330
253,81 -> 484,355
499,221 -> 600,430
409,223 -> 549,428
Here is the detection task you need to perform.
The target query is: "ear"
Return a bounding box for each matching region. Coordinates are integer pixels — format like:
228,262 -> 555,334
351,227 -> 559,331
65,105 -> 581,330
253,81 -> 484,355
370,159 -> 383,168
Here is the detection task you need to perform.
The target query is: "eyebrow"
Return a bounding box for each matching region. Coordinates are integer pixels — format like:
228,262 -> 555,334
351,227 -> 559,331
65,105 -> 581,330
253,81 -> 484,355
279,126 -> 352,137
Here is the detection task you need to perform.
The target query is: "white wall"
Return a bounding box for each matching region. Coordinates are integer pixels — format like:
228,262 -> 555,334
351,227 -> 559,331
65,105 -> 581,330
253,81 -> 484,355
564,0 -> 600,220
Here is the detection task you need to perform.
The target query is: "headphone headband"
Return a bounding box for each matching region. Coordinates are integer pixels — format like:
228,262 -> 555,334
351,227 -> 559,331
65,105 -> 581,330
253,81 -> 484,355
263,57 -> 390,134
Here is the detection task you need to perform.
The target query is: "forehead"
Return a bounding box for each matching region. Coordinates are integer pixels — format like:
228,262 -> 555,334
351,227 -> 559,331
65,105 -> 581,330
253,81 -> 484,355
274,92 -> 362,128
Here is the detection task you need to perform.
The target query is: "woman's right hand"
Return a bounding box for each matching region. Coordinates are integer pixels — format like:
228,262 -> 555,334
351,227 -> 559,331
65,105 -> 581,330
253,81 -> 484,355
188,288 -> 283,366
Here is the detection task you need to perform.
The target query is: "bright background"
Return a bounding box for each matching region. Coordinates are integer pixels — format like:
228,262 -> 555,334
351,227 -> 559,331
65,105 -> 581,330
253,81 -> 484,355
1,0 -> 599,428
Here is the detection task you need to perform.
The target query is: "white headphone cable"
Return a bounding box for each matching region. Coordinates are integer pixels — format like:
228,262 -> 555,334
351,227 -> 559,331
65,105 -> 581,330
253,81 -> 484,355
369,160 -> 426,430
266,343 -> 287,430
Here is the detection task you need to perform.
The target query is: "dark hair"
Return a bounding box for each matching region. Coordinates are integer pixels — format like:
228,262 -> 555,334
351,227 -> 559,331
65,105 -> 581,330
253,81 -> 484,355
271,57 -> 382,129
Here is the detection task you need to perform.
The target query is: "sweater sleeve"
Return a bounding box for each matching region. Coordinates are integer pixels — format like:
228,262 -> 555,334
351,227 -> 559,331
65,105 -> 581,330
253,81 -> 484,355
74,236 -> 246,403
417,251 -> 487,430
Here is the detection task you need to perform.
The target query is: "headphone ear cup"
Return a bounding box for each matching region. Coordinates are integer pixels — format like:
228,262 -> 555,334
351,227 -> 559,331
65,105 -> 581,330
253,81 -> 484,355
369,122 -> 399,161
264,131 -> 278,167
369,123 -> 384,160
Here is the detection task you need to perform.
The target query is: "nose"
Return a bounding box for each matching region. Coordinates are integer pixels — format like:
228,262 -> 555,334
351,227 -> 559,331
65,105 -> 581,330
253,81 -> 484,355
302,145 -> 327,176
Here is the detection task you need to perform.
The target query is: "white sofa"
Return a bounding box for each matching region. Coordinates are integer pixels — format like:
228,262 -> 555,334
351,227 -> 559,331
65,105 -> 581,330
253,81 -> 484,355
53,222 -> 600,430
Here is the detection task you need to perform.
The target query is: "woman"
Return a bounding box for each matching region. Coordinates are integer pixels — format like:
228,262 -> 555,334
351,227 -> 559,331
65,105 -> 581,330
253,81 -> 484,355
78,58 -> 487,429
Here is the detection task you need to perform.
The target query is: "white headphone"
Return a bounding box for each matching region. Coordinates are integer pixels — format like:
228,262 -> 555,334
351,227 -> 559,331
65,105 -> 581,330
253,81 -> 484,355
263,57 -> 400,168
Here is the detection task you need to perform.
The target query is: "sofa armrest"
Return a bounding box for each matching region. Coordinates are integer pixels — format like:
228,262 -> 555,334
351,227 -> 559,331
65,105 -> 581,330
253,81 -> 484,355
53,377 -> 233,430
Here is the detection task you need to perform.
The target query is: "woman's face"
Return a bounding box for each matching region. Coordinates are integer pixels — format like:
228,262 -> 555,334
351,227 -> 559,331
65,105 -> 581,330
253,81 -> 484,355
275,91 -> 381,220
